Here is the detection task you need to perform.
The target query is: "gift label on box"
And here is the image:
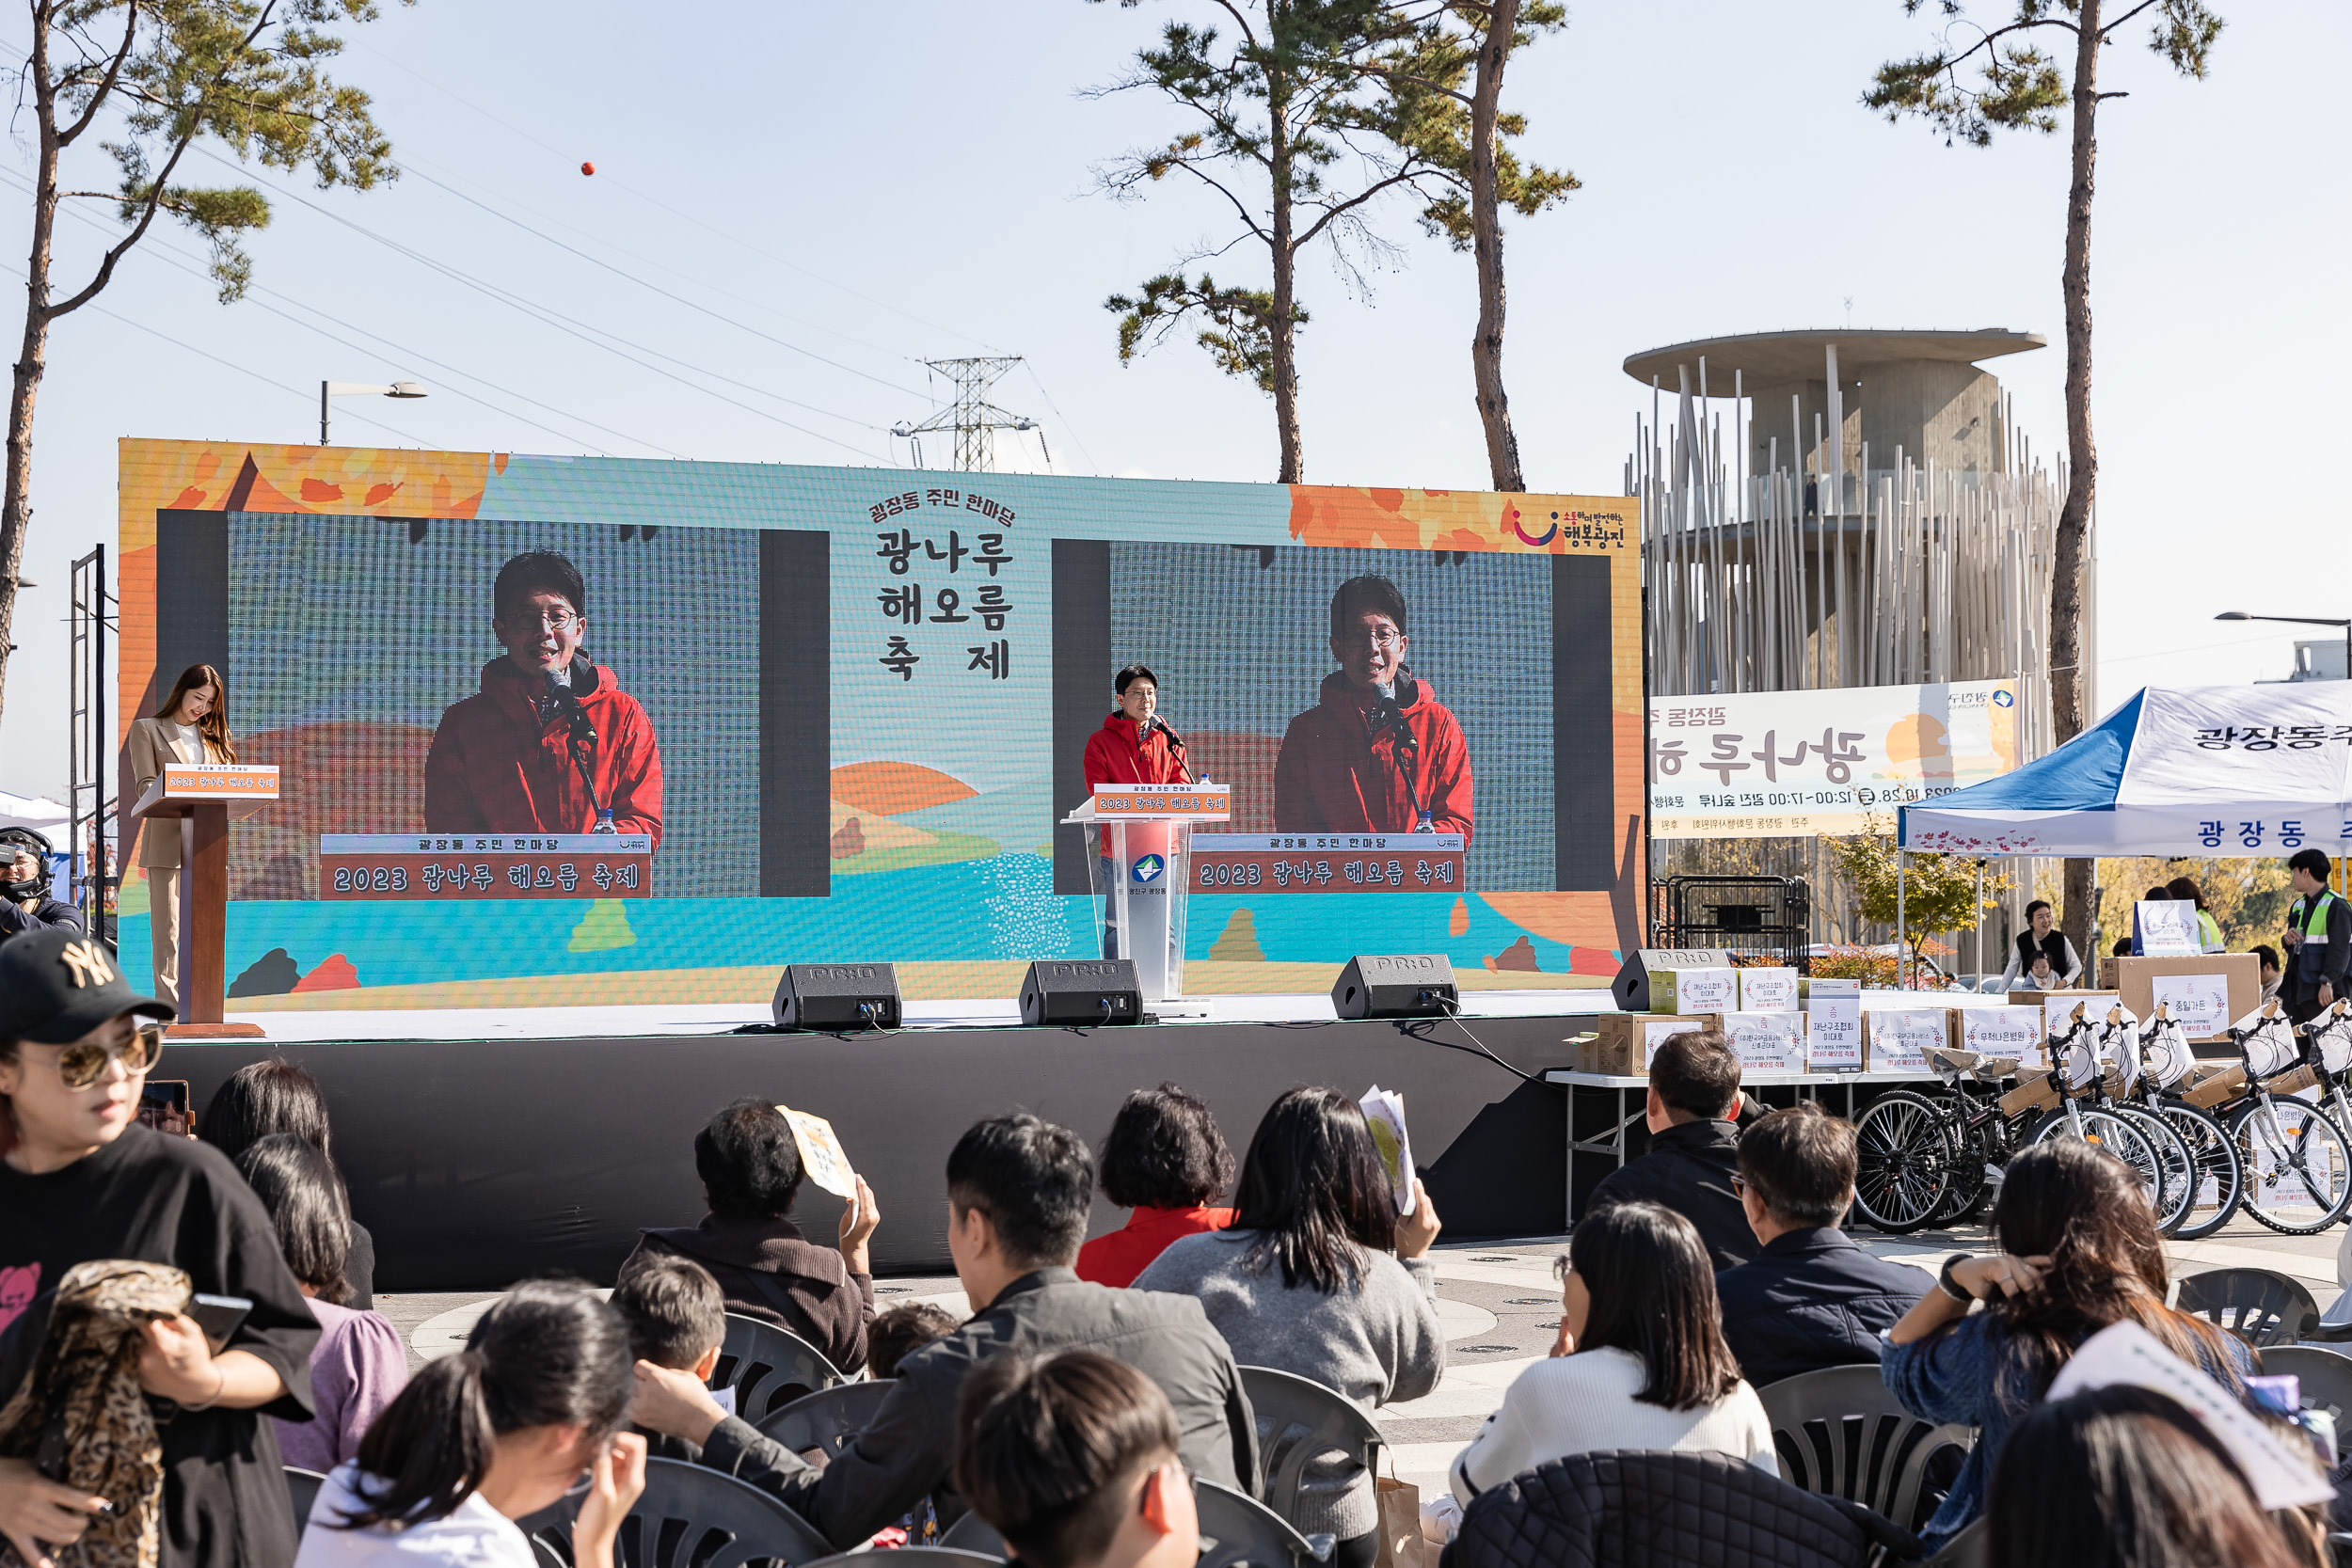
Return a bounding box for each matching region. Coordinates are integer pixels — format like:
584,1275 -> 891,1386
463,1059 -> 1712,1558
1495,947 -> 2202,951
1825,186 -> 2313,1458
1724,1010 -> 1806,1072
1738,968 -> 1800,1014
1656,967 -> 1740,1015
1963,1006 -> 2048,1068
1869,1009 -> 1947,1074
1805,995 -> 1864,1070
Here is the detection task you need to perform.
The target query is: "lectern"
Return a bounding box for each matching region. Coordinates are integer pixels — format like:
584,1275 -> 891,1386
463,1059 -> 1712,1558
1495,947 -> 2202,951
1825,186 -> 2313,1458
1061,783 -> 1229,1006
130,762 -> 279,1037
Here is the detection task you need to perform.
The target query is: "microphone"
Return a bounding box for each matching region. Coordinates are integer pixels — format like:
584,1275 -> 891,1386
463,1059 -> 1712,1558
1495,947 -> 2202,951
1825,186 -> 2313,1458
547,668 -> 597,746
1152,715 -> 1185,749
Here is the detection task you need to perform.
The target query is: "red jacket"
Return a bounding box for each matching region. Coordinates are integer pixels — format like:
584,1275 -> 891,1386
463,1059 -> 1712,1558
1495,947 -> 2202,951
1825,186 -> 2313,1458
423,658 -> 664,847
1083,711 -> 1193,789
1074,1204 -> 1235,1289
1273,671 -> 1472,843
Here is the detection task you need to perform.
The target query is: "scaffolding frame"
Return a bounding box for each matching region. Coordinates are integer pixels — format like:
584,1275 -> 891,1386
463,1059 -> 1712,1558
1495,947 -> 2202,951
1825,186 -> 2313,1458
68,544 -> 118,945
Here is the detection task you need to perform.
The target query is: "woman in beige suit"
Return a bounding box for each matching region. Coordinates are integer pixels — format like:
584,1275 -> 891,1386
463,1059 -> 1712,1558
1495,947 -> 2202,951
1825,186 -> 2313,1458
126,662 -> 236,1013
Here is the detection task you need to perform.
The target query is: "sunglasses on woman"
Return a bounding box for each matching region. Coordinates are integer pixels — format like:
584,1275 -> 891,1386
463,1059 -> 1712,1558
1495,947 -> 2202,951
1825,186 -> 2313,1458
54,1023 -> 167,1089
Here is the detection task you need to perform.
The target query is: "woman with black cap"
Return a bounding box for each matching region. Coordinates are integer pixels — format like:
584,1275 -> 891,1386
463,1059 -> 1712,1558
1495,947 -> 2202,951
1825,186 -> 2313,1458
0,927 -> 319,1568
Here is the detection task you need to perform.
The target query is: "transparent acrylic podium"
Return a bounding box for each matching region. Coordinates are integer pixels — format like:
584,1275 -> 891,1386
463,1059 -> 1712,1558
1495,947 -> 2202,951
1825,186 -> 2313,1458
1061,783 -> 1231,1010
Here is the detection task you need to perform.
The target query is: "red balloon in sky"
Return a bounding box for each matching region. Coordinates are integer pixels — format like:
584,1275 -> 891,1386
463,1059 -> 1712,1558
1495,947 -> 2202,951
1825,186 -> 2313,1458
580,161 -> 596,176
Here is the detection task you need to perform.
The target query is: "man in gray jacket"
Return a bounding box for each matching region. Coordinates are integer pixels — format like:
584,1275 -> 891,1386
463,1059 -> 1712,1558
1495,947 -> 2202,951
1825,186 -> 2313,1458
629,1112 -> 1259,1549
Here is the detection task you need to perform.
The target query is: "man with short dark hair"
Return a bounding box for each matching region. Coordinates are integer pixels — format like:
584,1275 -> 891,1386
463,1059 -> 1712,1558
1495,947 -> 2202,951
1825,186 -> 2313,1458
423,547 -> 666,846
954,1352 -> 1199,1568
1273,574 -> 1472,841
2282,848 -> 2350,1023
1581,1031 -> 1753,1270
1712,1104 -> 1927,1388
627,1112 -> 1257,1550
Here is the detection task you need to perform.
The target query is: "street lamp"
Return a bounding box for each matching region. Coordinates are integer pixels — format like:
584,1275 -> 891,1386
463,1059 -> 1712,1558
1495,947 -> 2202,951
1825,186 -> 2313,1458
2215,610 -> 2352,683
321,379 -> 427,444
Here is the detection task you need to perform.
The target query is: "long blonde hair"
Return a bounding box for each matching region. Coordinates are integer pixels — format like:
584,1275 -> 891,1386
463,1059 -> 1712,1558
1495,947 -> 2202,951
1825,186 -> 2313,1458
152,663 -> 237,764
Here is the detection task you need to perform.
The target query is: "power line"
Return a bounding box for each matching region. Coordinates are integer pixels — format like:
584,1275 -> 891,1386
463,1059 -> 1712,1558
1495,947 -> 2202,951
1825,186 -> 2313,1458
348,39 -> 1008,356
0,166 -> 662,457
194,147 -> 895,462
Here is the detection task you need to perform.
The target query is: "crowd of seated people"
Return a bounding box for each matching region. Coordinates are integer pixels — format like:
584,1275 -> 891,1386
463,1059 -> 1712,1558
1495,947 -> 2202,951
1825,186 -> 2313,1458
4,938 -> 2338,1568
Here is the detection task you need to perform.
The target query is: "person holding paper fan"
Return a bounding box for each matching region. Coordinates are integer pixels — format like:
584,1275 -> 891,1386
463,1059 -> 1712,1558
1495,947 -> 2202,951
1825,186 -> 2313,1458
619,1098 -> 880,1375
1133,1087 -> 1445,1568
1880,1139 -> 2255,1552
1987,1386 -> 2321,1568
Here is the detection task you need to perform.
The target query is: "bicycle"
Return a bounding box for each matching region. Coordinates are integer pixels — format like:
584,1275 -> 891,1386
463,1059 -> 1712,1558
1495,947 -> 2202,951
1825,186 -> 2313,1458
2032,1003 -> 2194,1236
2120,1003 -> 2245,1240
2195,1004 -> 2352,1236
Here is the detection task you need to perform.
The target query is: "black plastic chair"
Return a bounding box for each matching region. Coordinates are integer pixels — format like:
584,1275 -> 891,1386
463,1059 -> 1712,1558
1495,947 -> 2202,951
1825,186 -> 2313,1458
2259,1344 -> 2352,1431
803,1552 -> 1001,1568
524,1455 -> 834,1568
754,1378 -> 897,1461
2175,1267 -> 2321,1347
1925,1517 -> 1987,1568
284,1466 -> 328,1538
1194,1478 -> 1332,1568
1235,1365 -> 1383,1535
714,1312 -> 847,1424
936,1512 -> 1006,1557
1756,1364 -> 1974,1535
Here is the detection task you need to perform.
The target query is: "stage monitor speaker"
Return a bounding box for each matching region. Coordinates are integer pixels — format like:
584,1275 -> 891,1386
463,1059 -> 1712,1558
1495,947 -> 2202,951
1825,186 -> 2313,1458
1332,954 -> 1458,1020
1021,960 -> 1142,1026
1610,948 -> 1734,1013
773,962 -> 902,1029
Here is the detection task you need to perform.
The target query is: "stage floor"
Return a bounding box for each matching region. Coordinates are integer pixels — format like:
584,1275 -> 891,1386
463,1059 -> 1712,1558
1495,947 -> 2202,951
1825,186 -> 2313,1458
211,986 -> 1615,1042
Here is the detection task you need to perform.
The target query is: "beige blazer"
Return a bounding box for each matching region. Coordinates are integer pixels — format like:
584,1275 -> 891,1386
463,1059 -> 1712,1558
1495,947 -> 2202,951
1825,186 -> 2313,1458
125,715 -> 218,868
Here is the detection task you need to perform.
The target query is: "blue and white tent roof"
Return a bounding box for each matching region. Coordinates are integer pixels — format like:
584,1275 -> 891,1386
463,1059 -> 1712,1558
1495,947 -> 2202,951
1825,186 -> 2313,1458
1899,685 -> 2352,857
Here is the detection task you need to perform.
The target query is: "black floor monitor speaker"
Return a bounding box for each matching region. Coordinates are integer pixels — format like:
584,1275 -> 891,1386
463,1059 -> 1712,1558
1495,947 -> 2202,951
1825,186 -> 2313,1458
1021,960 -> 1142,1026
1332,954 -> 1458,1020
772,962 -> 902,1029
1610,948 -> 1733,1013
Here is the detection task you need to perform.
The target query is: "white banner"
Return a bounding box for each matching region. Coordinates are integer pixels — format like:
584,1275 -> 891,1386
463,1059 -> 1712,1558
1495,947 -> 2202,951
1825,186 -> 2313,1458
1650,679 -> 2022,839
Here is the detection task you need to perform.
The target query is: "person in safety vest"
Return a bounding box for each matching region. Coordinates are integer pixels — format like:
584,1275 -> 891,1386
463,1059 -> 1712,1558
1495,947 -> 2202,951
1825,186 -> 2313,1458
2281,848 -> 2350,1023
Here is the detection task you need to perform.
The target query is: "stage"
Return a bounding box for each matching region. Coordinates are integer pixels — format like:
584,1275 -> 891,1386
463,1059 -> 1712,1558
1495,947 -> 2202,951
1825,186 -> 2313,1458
158,993 -> 1601,1292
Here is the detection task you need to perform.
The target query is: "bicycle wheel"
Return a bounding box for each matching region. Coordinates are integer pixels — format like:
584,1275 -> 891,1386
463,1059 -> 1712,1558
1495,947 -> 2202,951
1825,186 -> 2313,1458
1851,1089 -> 1958,1233
2030,1108 -> 2163,1213
2233,1096 -> 2352,1235
2153,1099 -> 2244,1240
2106,1103 -> 2196,1235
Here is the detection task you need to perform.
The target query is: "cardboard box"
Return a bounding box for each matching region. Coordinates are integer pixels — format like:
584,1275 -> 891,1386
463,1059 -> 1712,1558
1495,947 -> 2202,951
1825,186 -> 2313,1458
1652,966 -> 1740,1016
1866,1006 -> 1953,1074
2108,955 -> 2260,1043
1804,993 -> 1864,1070
1738,967 -> 1801,1013
1723,1010 -> 1806,1073
1580,1014 -> 1722,1075
1958,1005 -> 2047,1068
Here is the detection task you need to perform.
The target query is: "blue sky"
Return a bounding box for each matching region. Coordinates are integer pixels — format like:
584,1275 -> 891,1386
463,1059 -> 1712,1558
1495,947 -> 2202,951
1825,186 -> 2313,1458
2,0 -> 2344,800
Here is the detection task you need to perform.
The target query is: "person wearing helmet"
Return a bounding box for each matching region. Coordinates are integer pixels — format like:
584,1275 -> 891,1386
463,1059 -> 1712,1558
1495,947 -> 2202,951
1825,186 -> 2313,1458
0,827 -> 82,943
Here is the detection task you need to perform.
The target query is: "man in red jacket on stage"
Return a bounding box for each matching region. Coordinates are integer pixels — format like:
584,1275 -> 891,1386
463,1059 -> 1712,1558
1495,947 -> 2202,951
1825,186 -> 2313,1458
1084,664 -> 1193,789
1274,574 -> 1472,844
424,549 -> 665,848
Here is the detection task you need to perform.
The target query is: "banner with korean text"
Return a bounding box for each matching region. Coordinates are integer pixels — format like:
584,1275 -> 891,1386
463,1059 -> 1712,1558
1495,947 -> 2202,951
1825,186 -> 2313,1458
1649,678 -> 2023,840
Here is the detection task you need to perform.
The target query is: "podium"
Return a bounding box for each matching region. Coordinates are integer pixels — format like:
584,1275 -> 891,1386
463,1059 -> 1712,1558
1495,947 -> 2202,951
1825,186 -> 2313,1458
1061,783 -> 1230,1006
130,763 -> 279,1037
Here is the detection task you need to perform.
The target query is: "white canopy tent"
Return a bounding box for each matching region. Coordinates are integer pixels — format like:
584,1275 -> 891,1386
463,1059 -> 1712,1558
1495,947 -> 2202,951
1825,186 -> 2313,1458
1892,684 -> 2352,978
0,791 -> 70,834
1900,684 -> 2352,859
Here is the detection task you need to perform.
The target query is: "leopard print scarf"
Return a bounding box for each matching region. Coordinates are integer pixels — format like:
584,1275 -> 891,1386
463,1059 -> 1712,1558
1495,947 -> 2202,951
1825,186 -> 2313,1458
0,1260 -> 192,1568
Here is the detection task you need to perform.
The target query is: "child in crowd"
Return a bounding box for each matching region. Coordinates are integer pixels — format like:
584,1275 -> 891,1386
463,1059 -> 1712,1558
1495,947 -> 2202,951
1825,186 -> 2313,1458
609,1253 -> 731,1462
868,1301 -> 961,1379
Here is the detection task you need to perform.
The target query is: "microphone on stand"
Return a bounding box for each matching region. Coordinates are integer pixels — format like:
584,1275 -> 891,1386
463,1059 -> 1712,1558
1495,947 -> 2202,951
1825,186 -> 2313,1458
1151,715 -> 1186,750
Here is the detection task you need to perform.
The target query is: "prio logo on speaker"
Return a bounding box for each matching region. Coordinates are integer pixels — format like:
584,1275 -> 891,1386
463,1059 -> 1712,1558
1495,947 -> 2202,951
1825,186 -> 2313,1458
801,966 -> 886,981
1042,962 -> 1126,978
1131,854 -> 1166,883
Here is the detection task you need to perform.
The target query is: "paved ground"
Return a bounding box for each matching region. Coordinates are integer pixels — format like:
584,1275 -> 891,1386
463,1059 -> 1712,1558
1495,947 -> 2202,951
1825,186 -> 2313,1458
375,1212 -> 2346,1501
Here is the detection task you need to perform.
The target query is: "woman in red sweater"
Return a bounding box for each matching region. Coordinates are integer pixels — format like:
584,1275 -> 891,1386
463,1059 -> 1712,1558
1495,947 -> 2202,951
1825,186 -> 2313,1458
1076,1084 -> 1235,1287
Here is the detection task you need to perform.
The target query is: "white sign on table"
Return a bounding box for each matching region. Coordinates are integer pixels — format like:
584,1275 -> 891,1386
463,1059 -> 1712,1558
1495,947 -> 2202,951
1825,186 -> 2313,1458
1724,1011 -> 1806,1072
2135,900 -> 2203,957
1867,1009 -> 1949,1074
1804,996 -> 1863,1070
